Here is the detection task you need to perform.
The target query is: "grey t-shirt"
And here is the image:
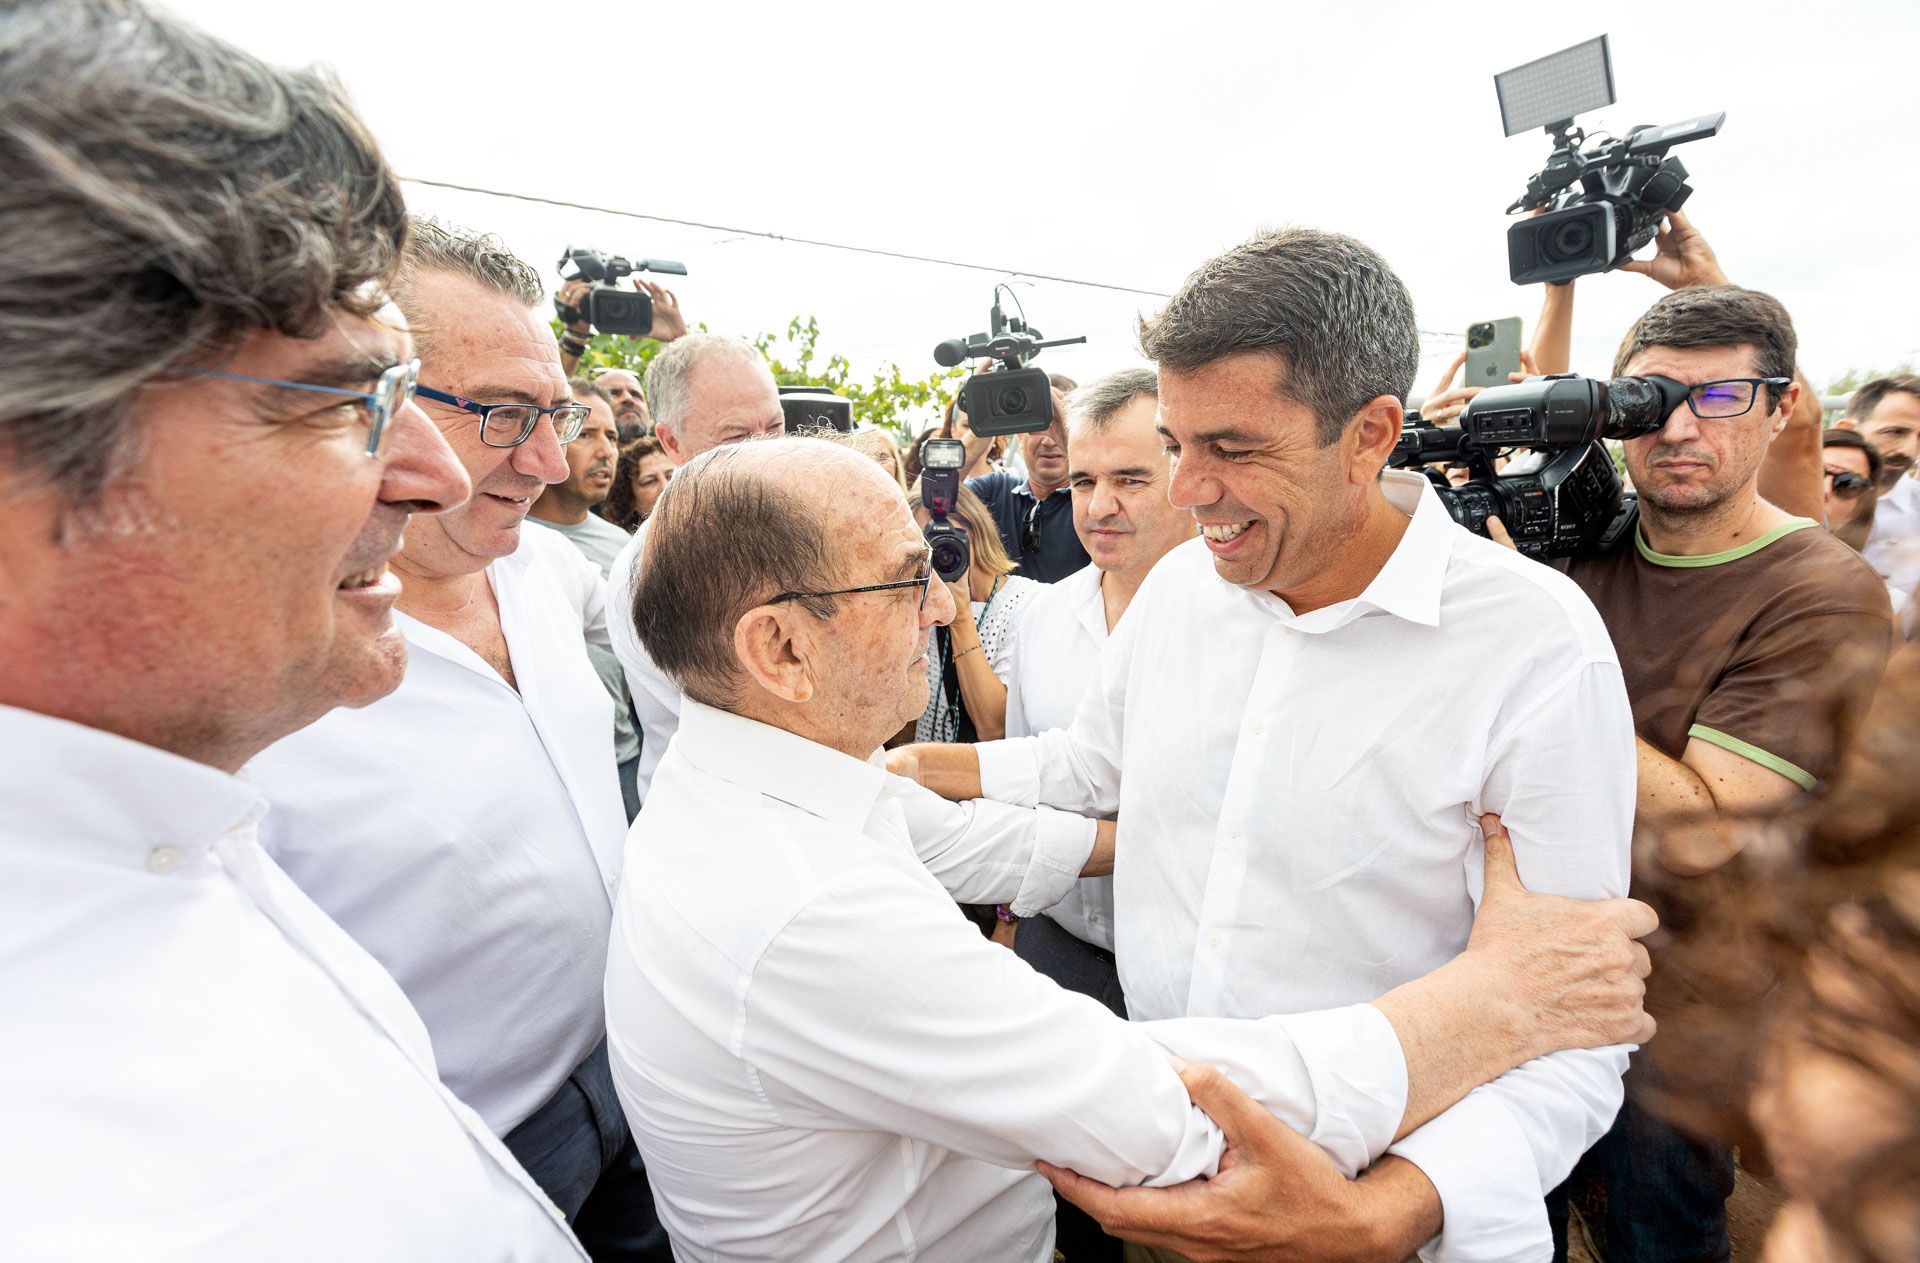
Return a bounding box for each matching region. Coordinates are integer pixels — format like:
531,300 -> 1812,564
530,513 -> 640,763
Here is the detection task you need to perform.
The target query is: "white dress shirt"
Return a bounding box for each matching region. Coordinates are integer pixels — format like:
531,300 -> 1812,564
0,706 -> 584,1261
977,471 -> 1637,1263
606,701 -> 1412,1263
251,525 -> 624,1135
1865,472 -> 1920,611
608,521 -> 681,804
1004,562 -> 1115,949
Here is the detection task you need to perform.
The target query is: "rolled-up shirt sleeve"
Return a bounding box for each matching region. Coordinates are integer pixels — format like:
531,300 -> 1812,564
1390,659 -> 1634,1262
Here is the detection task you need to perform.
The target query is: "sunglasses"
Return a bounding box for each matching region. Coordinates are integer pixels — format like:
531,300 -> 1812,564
1824,468 -> 1871,499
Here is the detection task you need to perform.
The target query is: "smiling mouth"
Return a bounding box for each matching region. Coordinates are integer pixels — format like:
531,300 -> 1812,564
485,492 -> 533,508
338,562 -> 388,591
1199,521 -> 1252,542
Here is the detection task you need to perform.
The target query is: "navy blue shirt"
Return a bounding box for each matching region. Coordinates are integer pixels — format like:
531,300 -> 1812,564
966,470 -> 1089,585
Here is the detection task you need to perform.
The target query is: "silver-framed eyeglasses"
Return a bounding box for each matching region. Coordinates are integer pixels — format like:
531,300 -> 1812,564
182,358 -> 419,457
1681,377 -> 1793,420
415,384 -> 590,448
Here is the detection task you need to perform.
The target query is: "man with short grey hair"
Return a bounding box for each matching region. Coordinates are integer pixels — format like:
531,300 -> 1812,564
604,331 -> 786,805
250,219 -> 671,1259
604,436 -> 1657,1263
0,2 -> 583,1256
900,227 -> 1641,1262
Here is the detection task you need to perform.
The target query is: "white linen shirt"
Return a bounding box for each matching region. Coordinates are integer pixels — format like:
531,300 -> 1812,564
1865,471 -> 1920,609
608,520 -> 683,805
0,706 -> 584,1262
605,701 -> 1412,1263
1004,562 -> 1116,949
250,525 -> 625,1135
977,471 -> 1637,1263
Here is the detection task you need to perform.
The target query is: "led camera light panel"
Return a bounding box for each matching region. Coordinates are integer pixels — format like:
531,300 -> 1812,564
1495,35 -> 1616,136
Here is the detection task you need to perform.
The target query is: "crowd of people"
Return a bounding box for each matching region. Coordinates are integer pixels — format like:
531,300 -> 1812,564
3,4 -> 1917,1263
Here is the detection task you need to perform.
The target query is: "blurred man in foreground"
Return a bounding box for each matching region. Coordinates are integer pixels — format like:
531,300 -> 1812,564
0,2 -> 582,1256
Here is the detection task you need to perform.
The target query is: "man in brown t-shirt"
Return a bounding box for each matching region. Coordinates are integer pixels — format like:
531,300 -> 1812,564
1546,283 -> 1891,1263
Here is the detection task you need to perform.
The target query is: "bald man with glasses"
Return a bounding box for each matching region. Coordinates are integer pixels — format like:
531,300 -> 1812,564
248,219 -> 673,1260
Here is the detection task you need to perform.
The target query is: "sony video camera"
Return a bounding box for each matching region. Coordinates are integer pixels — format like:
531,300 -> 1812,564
556,247 -> 688,337
918,438 -> 971,582
1496,36 -> 1724,285
1391,373 -> 1689,559
933,293 -> 1086,437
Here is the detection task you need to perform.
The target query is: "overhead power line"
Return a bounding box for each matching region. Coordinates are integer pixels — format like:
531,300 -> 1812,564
401,175 -> 1464,342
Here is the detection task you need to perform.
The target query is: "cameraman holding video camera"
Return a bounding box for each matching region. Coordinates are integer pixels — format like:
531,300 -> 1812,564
1488,212 -> 1896,1263
554,270 -> 688,378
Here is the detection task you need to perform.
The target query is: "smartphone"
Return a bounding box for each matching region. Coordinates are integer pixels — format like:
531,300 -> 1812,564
1465,318 -> 1523,387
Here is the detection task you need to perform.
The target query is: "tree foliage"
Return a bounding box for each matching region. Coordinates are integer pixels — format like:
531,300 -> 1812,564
556,315 -> 964,438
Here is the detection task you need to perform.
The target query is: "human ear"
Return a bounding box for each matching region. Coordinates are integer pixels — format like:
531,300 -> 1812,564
1345,394 -> 1406,483
732,606 -> 815,704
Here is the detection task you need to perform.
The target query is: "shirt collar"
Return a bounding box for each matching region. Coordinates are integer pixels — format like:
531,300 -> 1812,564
0,705 -> 266,867
1063,563 -> 1110,643
672,699 -> 887,831
1264,470 -> 1452,634
1011,479 -> 1069,503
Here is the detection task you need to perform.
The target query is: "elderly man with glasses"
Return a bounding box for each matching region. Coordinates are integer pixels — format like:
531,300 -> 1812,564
246,219 -> 673,1260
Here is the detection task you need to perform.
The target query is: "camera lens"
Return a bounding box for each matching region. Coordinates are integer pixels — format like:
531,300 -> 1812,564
1546,218 -> 1594,262
1468,323 -> 1492,348
994,387 -> 1028,416
929,534 -> 968,582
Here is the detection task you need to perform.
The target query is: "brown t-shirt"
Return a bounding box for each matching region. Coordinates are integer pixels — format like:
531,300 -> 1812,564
1562,519 -> 1892,789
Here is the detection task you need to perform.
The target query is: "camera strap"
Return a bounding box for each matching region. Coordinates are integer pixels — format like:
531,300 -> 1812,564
936,626 -> 977,744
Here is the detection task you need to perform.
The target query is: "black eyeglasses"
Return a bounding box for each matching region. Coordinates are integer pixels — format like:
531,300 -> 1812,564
179,359 -> 419,457
1825,467 -> 1872,499
1020,498 -> 1045,555
1680,377 -> 1793,420
416,384 -> 591,448
769,551 -> 938,611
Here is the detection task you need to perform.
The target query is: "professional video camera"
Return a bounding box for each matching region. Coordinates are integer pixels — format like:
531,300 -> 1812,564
1390,373 -> 1689,559
933,288 -> 1086,437
555,246 -> 688,337
1496,36 -> 1724,285
777,386 -> 853,434
918,438 -> 971,582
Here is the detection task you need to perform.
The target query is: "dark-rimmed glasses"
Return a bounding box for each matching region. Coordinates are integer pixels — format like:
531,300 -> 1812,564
1681,377 -> 1793,420
769,551 -> 939,611
1824,467 -> 1871,500
416,384 -> 590,448
182,359 -> 419,457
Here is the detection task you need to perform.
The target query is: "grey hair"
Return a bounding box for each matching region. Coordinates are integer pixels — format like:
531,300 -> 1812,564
644,333 -> 766,437
1069,367 -> 1160,434
1139,227 -> 1420,446
393,217 -> 543,361
568,375 -> 612,406
0,0 -> 409,510
630,440 -> 838,707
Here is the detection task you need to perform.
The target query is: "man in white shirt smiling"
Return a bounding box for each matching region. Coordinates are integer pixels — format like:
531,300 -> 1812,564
248,221 -> 670,1258
604,436 -> 1657,1263
899,228 -> 1640,1263
0,4 -> 584,1258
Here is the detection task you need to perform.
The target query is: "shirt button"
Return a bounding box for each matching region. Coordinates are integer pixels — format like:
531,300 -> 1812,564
147,845 -> 181,873
1250,721 -> 1265,736
1208,933 -> 1222,948
1226,825 -> 1242,840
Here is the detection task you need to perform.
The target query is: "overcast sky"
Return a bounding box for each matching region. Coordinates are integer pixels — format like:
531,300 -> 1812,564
173,0 -> 1919,411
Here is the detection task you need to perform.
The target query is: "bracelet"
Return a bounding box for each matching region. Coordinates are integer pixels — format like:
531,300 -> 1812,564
559,338 -> 587,355
994,904 -> 1018,924
953,643 -> 981,661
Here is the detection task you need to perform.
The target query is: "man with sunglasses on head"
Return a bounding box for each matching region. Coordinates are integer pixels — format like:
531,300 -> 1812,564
0,3 -> 592,1258
248,219 -> 672,1259
966,383 -> 1092,583
1541,280 -> 1894,1263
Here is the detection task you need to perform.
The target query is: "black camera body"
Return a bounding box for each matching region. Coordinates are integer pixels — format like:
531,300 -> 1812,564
1506,113 -> 1724,285
556,246 -> 688,337
919,438 -> 971,582
1391,373 -> 1688,558
778,386 -> 853,434
933,296 -> 1086,437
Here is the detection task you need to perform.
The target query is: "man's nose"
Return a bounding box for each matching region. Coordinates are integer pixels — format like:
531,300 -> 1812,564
381,398 -> 470,513
514,416 -> 571,484
924,577 -> 957,628
1657,403 -> 1702,444
1166,456 -> 1212,510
